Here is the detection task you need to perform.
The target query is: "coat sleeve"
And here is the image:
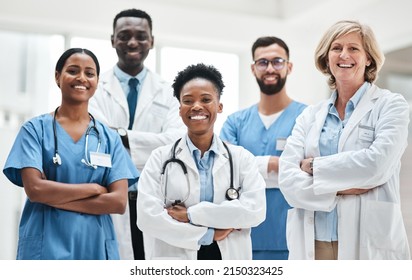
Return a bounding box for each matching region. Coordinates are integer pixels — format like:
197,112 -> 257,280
188,146 -> 267,229
312,93 -> 409,195
279,105 -> 339,212
136,147 -> 206,251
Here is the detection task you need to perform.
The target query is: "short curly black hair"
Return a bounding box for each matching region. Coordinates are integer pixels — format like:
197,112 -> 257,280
172,63 -> 225,101
113,9 -> 153,34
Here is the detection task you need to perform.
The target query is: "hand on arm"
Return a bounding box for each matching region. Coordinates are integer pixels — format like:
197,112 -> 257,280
298,157 -> 374,195
167,204 -> 236,243
50,179 -> 128,215
267,156 -> 279,173
300,157 -> 314,175
21,167 -> 107,205
337,188 -> 371,195
166,204 -> 190,223
214,228 -> 234,241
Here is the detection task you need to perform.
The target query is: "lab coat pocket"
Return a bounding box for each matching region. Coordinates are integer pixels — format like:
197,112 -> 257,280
17,234 -> 42,259
105,239 -> 120,260
360,200 -> 409,259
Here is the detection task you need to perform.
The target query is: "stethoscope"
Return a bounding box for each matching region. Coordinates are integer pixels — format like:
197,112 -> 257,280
160,138 -> 240,206
52,106 -> 101,169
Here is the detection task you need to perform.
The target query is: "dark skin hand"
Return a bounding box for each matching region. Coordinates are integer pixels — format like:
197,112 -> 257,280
166,204 -> 235,241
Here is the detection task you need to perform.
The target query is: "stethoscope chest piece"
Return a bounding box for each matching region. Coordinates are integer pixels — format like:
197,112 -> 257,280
226,188 -> 239,200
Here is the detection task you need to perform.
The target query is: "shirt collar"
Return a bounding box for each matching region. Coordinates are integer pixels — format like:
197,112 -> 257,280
113,64 -> 148,85
328,81 -> 370,110
185,134 -> 219,157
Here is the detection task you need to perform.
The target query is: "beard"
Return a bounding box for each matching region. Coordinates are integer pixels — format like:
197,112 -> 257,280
256,75 -> 287,95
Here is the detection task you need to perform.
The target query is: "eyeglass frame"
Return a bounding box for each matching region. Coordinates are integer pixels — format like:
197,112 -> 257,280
253,57 -> 289,71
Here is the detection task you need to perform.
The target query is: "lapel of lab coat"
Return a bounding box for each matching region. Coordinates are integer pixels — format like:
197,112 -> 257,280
338,84 -> 380,151
101,70 -> 129,114
174,136 -> 230,182
134,71 -> 159,123
308,103 -> 329,157
212,139 -> 230,176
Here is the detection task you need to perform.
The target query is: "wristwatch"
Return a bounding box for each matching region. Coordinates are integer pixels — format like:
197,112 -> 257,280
117,127 -> 129,149
117,127 -> 127,137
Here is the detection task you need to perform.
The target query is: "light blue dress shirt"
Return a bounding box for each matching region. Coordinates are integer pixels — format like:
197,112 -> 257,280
186,135 -> 219,245
315,82 -> 370,241
113,64 -> 147,101
113,65 -> 147,191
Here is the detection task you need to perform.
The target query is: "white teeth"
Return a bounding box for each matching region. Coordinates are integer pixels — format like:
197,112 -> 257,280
190,115 -> 206,120
339,64 -> 353,68
74,85 -> 87,90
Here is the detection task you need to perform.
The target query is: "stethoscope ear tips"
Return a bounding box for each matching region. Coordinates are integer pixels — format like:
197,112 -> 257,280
53,153 -> 62,165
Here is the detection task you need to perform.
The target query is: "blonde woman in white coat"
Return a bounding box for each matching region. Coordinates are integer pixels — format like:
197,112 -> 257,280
279,20 -> 410,260
137,64 -> 266,260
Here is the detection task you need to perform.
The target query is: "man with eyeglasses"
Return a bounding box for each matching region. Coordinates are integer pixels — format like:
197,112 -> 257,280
88,8 -> 185,260
220,36 -> 306,260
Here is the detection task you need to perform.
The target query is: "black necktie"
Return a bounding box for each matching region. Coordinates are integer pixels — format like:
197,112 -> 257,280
127,78 -> 139,129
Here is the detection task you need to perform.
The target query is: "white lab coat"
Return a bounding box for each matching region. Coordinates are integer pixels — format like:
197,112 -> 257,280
89,68 -> 185,259
137,135 -> 266,259
279,84 -> 411,260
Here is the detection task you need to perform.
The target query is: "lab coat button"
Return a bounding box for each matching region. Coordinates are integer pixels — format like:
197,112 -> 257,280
308,217 -> 314,224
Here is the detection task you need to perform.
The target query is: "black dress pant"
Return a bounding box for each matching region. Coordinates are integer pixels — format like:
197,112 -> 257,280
129,191 -> 145,260
197,241 -> 222,260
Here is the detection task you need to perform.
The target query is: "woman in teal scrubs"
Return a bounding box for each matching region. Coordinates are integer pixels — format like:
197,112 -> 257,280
3,48 -> 139,260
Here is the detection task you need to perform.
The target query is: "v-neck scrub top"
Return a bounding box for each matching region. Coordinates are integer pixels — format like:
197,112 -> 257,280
3,113 -> 139,260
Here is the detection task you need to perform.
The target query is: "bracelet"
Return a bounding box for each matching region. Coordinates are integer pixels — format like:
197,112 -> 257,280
310,159 -> 314,171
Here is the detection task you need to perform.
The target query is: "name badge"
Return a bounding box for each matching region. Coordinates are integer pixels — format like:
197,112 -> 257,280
358,125 -> 374,142
90,152 -> 112,168
276,138 -> 287,151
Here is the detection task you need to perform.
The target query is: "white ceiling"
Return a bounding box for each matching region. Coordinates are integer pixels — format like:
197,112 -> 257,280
0,0 -> 411,74
151,0 -> 331,19
149,0 -> 412,68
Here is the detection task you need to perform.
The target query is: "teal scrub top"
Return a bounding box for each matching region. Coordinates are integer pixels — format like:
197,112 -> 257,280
220,101 -> 306,258
3,113 -> 139,260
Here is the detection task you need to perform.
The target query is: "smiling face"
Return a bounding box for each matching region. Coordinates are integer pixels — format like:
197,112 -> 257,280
55,53 -> 98,104
179,78 -> 223,139
251,43 -> 292,95
328,32 -> 371,88
112,16 -> 154,76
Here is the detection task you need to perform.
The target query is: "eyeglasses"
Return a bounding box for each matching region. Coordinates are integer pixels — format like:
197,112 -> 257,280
254,58 -> 288,71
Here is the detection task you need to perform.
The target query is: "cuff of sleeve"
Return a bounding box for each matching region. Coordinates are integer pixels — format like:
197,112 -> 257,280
199,228 -> 214,246
256,155 -> 271,179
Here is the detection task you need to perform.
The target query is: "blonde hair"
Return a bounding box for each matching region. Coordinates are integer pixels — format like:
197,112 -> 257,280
314,20 -> 385,89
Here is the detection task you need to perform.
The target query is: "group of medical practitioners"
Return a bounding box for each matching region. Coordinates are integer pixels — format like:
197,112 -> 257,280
2,7 -> 410,260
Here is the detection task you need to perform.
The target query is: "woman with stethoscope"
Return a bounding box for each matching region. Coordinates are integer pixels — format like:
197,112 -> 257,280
137,63 -> 266,260
3,48 -> 139,260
